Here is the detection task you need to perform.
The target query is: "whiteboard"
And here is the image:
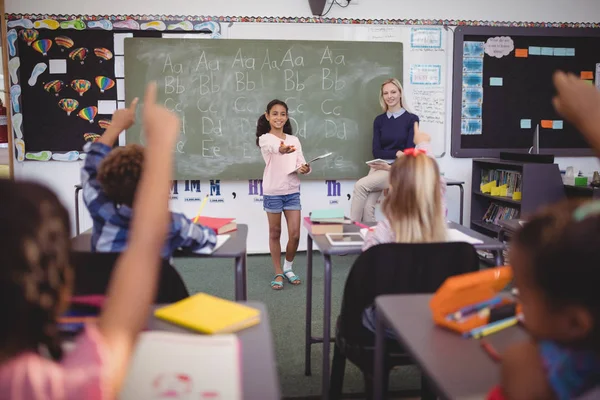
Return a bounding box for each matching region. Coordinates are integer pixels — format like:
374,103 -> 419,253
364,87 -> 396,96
222,22 -> 449,157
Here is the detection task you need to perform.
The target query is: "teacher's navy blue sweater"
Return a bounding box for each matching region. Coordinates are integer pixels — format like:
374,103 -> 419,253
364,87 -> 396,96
372,111 -> 420,159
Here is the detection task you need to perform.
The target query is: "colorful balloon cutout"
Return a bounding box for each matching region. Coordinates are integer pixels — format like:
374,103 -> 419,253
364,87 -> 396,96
58,98 -> 79,116
98,119 -> 111,129
83,133 -> 101,142
71,79 -> 91,97
32,39 -> 52,56
55,36 -> 74,51
78,106 -> 98,123
94,48 -> 113,62
69,47 -> 88,64
18,29 -> 39,46
95,76 -> 115,93
44,80 -> 64,96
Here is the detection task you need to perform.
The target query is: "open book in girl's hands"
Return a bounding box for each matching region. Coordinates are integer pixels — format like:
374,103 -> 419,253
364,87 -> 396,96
366,159 -> 394,166
290,152 -> 333,174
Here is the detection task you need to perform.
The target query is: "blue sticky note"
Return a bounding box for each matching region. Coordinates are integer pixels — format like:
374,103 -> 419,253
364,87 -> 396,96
490,77 -> 503,86
553,48 -> 567,56
566,48 -> 576,56
553,120 -> 564,129
521,119 -> 532,129
529,46 -> 541,55
541,47 -> 554,56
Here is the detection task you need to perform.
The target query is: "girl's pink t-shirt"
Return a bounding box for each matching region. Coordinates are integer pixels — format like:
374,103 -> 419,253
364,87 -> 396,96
0,324 -> 110,400
259,133 -> 309,196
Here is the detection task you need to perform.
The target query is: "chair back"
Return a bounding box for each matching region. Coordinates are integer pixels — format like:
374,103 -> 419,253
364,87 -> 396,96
71,251 -> 189,303
338,242 -> 480,342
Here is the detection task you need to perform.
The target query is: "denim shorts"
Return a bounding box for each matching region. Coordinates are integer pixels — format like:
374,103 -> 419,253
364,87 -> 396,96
263,192 -> 301,213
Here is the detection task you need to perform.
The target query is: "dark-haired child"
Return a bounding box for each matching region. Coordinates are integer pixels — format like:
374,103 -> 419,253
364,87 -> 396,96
488,200 -> 600,400
0,82 -> 182,398
256,99 -> 310,290
81,98 -> 216,259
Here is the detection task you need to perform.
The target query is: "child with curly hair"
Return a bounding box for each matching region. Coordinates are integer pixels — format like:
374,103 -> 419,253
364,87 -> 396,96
82,97 -> 216,259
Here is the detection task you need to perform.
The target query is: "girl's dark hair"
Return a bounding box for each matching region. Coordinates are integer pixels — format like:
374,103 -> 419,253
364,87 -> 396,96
0,179 -> 72,361
255,99 -> 293,146
514,200 -> 600,344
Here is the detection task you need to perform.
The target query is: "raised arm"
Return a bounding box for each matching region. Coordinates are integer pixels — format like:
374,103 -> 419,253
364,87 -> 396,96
97,83 -> 179,396
405,114 -> 420,149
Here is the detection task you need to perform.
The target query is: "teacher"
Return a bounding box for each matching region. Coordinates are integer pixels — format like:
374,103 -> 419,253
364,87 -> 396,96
350,78 -> 421,223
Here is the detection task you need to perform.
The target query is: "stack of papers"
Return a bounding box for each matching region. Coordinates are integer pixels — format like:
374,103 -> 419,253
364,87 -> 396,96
447,229 -> 483,244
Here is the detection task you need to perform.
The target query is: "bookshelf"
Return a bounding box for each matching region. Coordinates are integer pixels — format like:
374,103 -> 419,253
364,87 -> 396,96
470,158 -> 565,240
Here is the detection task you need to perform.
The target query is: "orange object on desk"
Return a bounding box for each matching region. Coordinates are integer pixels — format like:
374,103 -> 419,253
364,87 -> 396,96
430,266 -> 519,335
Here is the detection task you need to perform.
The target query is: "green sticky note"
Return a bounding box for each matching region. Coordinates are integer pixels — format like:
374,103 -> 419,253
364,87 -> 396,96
521,119 -> 532,129
490,77 -> 503,86
541,47 -> 554,56
565,48 -> 576,56
552,120 -> 563,129
553,48 -> 567,56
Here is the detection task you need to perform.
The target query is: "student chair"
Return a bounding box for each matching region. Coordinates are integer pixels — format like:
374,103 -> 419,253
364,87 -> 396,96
329,242 -> 480,400
71,251 -> 190,303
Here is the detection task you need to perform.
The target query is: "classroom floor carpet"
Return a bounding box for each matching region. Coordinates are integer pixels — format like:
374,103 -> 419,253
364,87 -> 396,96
172,251 -> 422,399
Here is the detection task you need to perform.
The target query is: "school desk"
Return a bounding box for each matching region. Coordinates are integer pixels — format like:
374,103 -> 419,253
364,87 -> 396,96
444,177 -> 465,225
303,221 -> 506,399
148,301 -> 280,400
70,224 -> 249,301
373,294 -> 527,400
497,219 -> 525,242
74,184 -> 83,235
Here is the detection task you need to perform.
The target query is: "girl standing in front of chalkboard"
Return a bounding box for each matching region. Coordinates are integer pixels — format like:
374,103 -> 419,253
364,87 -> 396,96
350,78 -> 422,223
256,99 -> 311,290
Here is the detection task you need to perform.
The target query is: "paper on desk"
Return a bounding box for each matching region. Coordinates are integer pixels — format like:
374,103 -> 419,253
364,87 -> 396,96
193,234 -> 230,255
447,229 -> 483,244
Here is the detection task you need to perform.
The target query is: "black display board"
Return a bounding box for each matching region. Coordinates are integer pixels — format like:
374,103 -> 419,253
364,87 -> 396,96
451,26 -> 600,158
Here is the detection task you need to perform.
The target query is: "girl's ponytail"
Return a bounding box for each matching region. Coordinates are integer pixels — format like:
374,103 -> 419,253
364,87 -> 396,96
256,114 -> 271,146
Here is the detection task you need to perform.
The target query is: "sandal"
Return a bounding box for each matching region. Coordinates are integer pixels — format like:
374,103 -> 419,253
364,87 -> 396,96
284,271 -> 302,285
271,274 -> 285,290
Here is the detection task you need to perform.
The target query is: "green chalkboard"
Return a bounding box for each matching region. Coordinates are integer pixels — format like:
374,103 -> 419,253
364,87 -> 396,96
124,38 -> 403,180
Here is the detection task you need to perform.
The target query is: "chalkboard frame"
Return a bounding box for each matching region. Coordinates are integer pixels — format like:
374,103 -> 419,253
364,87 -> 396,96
451,26 -> 600,158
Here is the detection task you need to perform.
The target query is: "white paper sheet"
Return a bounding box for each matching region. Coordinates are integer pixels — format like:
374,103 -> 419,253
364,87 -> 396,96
447,229 -> 484,244
49,59 -> 66,74
98,100 -> 117,115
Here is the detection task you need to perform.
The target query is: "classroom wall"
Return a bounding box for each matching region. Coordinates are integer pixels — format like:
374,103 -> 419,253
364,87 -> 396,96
7,0 -> 600,253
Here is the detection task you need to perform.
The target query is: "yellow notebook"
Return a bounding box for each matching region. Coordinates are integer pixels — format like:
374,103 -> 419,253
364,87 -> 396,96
154,293 -> 260,334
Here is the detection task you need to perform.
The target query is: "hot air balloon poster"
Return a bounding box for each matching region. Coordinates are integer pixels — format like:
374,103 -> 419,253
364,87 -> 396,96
32,39 -> 52,56
94,48 -> 113,63
78,106 -> 98,123
71,79 -> 91,97
58,98 -> 79,116
95,76 -> 115,93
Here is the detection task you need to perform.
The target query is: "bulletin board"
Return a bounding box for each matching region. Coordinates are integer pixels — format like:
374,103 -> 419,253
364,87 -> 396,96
451,26 -> 600,158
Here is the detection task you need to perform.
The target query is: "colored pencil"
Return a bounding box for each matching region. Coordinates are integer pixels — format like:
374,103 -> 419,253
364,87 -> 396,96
470,317 -> 518,339
193,195 -> 209,223
480,340 -> 502,362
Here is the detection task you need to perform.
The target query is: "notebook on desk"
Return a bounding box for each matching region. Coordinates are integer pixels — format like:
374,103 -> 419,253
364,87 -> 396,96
120,331 -> 241,400
154,292 -> 261,334
194,216 -> 237,234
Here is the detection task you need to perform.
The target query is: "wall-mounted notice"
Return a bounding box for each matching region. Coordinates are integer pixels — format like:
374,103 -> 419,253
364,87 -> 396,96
412,87 -> 445,125
410,27 -> 443,49
410,64 -> 441,85
484,36 -> 514,58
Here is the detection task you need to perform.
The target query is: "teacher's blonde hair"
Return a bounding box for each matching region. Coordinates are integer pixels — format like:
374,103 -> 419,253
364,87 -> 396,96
383,153 -> 446,243
379,78 -> 411,113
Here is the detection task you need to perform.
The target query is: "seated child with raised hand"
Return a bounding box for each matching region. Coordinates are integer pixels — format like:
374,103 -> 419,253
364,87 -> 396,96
0,82 -> 182,399
488,200 -> 600,400
81,97 -> 216,259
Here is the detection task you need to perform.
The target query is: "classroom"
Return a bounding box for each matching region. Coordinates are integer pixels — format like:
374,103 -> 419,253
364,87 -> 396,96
2,0 -> 600,399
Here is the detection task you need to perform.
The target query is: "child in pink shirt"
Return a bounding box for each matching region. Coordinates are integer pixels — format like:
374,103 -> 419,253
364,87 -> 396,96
0,83 -> 179,399
256,99 -> 310,290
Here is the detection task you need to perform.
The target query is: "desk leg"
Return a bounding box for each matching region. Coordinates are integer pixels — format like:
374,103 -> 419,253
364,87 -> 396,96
304,234 -> 313,376
242,253 -> 247,300
494,250 -> 504,266
234,254 -> 246,301
458,184 -> 464,225
74,186 -> 81,235
322,254 -> 332,400
374,308 -> 386,400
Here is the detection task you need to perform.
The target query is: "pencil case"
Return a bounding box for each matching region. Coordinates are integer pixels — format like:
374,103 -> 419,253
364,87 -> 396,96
429,266 -> 521,335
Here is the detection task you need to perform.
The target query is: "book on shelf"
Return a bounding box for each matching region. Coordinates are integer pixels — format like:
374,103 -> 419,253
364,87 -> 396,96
482,203 -> 520,226
481,169 -> 522,197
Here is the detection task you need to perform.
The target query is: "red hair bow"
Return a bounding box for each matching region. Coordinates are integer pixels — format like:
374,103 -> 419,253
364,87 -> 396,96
403,148 -> 426,157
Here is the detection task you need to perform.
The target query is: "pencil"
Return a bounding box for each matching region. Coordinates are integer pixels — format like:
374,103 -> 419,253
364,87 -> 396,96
480,340 -> 502,362
471,317 -> 518,339
193,195 -> 209,223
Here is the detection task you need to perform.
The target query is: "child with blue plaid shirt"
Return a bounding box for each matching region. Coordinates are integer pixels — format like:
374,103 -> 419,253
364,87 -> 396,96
81,98 -> 216,259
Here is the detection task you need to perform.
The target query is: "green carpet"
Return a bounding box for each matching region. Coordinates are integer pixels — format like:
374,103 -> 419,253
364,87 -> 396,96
172,251 -> 420,399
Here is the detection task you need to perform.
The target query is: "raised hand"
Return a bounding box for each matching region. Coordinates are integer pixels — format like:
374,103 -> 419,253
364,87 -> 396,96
142,82 -> 180,148
553,71 -> 600,153
413,121 -> 431,145
111,97 -> 138,131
